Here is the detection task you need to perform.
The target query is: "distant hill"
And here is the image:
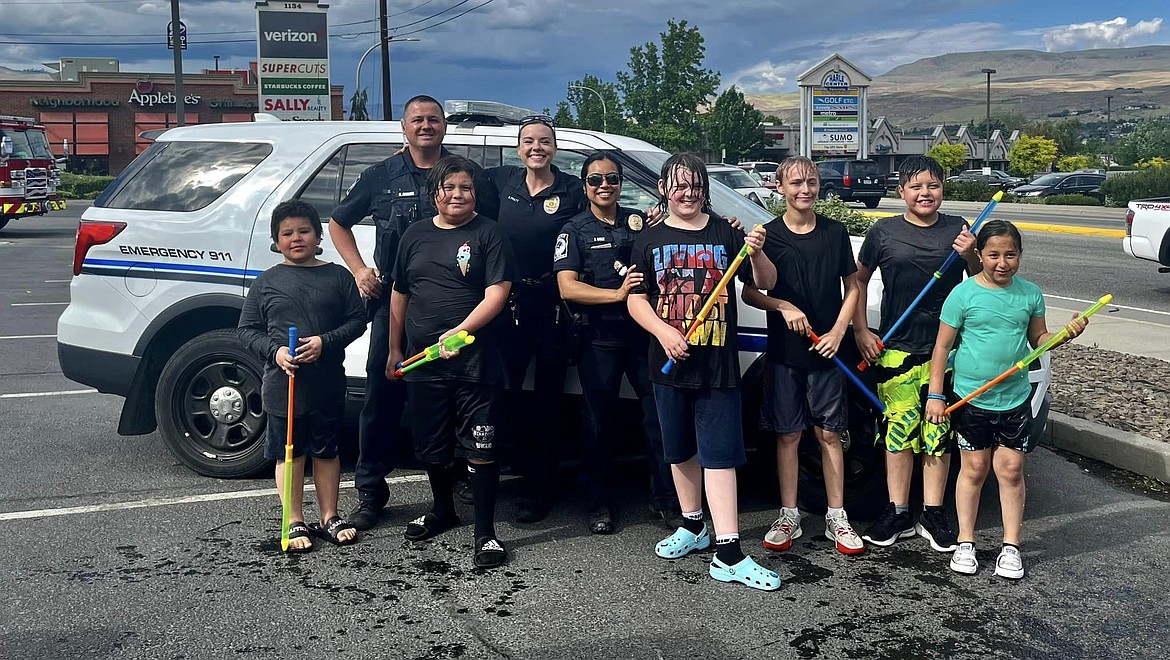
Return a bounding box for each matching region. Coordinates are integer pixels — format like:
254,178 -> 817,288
747,45 -> 1170,129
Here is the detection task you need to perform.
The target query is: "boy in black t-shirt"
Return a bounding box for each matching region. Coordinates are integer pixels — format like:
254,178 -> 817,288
742,156 -> 864,556
628,153 -> 780,591
388,156 -> 514,568
239,200 -> 367,552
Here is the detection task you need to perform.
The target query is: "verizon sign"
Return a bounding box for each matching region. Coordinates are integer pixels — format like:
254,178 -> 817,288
255,1 -> 332,120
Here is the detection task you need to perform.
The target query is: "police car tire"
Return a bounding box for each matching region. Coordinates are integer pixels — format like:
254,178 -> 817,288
155,329 -> 269,478
795,398 -> 888,519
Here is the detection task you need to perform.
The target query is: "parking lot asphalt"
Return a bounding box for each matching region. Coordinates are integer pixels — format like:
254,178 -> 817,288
2,210 -> 1169,659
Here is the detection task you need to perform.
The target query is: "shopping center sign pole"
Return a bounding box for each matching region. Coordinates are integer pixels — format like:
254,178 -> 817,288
170,0 -> 185,126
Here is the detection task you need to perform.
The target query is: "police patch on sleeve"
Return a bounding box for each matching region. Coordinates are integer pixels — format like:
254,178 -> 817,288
544,195 -> 561,215
628,214 -> 644,232
554,232 -> 569,261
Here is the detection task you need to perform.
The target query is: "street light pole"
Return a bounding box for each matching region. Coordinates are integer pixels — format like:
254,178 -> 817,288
1106,94 -> 1113,123
568,84 -> 606,133
213,55 -> 220,72
378,0 -> 391,119
170,0 -> 185,127
981,68 -> 996,168
355,38 -> 420,120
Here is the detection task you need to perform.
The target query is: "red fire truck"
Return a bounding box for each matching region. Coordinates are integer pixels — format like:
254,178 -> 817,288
0,115 -> 66,232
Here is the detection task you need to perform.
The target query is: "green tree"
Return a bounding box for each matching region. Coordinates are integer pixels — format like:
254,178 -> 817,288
703,86 -> 764,163
1008,135 -> 1058,176
348,89 -> 369,121
1056,154 -> 1104,171
552,101 -> 576,129
616,19 -> 719,150
566,75 -> 622,133
1114,120 -> 1170,166
1029,119 -> 1084,157
926,143 -> 968,174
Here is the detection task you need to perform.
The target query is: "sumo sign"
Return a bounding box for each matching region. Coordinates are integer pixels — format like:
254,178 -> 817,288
256,1 -> 332,120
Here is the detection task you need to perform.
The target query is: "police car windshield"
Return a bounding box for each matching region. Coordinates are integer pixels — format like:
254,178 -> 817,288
625,151 -> 773,228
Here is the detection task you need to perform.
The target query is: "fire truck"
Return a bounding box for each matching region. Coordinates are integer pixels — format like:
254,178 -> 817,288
0,115 -> 66,231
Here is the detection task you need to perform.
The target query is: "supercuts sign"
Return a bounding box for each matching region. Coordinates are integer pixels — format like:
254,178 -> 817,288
256,1 -> 332,121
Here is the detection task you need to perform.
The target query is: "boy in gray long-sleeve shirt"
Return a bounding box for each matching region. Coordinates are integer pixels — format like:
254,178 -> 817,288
239,200 -> 366,552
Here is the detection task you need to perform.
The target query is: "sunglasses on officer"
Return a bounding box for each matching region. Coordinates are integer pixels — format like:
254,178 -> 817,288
519,114 -> 555,129
585,173 -> 622,187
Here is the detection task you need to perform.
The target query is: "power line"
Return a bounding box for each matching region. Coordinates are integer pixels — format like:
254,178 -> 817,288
390,0 -> 475,32
394,0 -> 495,37
334,0 -> 440,27
0,0 -> 145,4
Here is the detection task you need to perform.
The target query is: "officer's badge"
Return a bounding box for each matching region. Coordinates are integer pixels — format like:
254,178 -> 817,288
554,232 -> 569,261
544,195 -> 561,214
628,214 -> 644,231
456,241 -> 471,276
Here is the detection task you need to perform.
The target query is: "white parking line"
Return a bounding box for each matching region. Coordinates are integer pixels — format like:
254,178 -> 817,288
0,334 -> 56,340
1046,294 -> 1170,318
44,279 -> 71,283
0,389 -> 97,399
0,474 -> 430,521
10,302 -> 68,307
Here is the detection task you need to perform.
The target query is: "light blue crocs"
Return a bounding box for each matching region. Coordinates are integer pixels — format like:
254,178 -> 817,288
709,555 -> 782,591
655,525 -> 711,559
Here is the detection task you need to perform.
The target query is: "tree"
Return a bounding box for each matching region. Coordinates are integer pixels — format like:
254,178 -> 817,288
348,89 -> 369,121
926,143 -> 969,174
1056,154 -> 1103,171
616,19 -> 719,150
1008,135 -> 1058,176
1029,119 -> 1084,157
552,101 -> 576,129
565,75 -> 622,133
1114,120 -> 1170,166
703,86 -> 764,163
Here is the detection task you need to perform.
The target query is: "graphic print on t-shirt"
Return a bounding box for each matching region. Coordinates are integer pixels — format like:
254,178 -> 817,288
456,241 -> 471,276
651,242 -> 730,347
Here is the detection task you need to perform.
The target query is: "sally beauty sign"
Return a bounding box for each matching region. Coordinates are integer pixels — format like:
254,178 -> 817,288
255,1 -> 333,120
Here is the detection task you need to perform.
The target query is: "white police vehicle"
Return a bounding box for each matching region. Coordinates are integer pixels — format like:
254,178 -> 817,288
57,108 -> 1051,517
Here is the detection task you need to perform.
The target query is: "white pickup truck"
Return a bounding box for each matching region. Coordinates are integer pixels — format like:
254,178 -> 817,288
1123,197 -> 1170,273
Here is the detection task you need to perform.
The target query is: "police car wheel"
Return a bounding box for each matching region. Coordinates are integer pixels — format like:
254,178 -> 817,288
155,329 -> 269,478
795,391 -> 887,519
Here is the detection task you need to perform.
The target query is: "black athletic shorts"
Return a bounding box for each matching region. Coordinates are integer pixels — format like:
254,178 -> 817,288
759,362 -> 848,434
953,401 -> 1030,452
408,380 -> 501,465
263,409 -> 343,461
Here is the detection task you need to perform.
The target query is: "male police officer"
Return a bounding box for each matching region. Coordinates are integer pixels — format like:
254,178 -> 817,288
329,95 -> 498,529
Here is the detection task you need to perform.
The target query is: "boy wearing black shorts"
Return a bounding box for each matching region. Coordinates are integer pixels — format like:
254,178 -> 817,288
239,200 -> 367,552
388,156 -> 514,568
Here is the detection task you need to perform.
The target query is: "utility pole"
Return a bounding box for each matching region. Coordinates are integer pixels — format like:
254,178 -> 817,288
1106,95 -> 1113,123
981,68 -> 996,167
170,0 -> 185,126
379,0 -> 391,120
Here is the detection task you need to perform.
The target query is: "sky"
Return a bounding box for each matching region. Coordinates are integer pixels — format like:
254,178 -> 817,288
0,0 -> 1166,119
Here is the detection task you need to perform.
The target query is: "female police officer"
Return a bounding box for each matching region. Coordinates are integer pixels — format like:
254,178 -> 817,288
553,151 -> 681,533
485,115 -> 587,523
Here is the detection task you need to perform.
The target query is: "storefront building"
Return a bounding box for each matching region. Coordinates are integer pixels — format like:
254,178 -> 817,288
0,70 -> 345,175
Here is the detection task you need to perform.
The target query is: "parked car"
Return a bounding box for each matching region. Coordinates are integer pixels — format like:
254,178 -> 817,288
883,172 -> 901,191
737,160 -> 780,185
815,158 -> 885,208
706,163 -> 781,207
946,169 -> 1026,190
1122,197 -> 1170,273
1012,172 -> 1106,201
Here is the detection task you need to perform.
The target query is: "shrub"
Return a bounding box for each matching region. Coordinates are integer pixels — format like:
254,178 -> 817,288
1045,194 -> 1102,206
765,195 -> 874,236
59,172 -> 115,199
1100,168 -> 1170,206
943,180 -> 1002,202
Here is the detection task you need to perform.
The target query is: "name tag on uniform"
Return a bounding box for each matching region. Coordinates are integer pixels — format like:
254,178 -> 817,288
507,195 -> 522,203
592,236 -> 607,242
396,191 -> 417,198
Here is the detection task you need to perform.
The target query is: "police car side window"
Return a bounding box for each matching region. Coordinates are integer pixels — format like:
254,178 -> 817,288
101,141 -> 272,212
296,150 -> 342,221
336,143 -> 403,226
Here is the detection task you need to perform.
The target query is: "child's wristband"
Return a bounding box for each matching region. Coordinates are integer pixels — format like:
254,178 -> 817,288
926,393 -> 947,402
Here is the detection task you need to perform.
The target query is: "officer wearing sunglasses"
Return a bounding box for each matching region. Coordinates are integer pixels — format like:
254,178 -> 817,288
484,114 -> 588,523
553,151 -> 683,535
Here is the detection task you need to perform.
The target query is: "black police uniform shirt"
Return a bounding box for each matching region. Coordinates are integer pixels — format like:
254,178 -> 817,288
332,149 -> 500,292
238,263 -> 366,417
553,205 -> 648,347
392,214 -> 515,385
760,214 -> 857,370
630,215 -> 753,389
486,164 -> 586,282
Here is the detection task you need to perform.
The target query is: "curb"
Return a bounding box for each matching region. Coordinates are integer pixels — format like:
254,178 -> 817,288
862,212 -> 1125,238
1043,411 -> 1170,482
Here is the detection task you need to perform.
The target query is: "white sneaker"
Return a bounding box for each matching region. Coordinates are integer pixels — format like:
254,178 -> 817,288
950,542 -> 978,575
763,509 -> 802,551
995,545 -> 1025,579
825,511 -> 865,556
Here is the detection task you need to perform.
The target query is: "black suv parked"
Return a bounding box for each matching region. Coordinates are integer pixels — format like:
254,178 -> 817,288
1011,172 -> 1106,201
816,159 -> 886,208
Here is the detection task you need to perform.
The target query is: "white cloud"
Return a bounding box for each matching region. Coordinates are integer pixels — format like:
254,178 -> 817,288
1042,16 -> 1163,51
725,61 -> 801,94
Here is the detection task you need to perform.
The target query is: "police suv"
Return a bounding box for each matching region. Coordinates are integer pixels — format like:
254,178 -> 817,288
57,111 -> 1052,517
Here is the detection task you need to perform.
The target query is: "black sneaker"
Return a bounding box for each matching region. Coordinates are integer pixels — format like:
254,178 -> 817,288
861,502 -> 915,547
348,501 -> 384,531
516,497 -> 551,524
652,506 -> 686,531
916,507 -> 959,552
453,477 -> 474,505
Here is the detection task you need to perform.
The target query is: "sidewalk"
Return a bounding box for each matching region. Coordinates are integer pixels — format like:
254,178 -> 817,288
1044,305 -> 1170,362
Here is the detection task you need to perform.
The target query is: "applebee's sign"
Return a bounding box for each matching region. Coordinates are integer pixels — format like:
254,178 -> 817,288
129,80 -> 200,107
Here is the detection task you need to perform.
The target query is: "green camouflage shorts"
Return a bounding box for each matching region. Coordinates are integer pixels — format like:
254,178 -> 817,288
873,349 -> 953,456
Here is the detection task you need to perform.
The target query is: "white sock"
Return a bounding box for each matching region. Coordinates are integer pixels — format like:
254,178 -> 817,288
682,509 -> 703,521
827,507 -> 845,519
782,506 -> 800,518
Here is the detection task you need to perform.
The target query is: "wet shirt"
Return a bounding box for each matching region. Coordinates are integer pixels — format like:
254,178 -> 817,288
630,215 -> 752,389
857,213 -> 969,355
392,215 -> 514,384
238,263 -> 366,416
486,165 -> 586,282
332,149 -> 499,292
554,205 -> 648,346
760,215 -> 857,369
